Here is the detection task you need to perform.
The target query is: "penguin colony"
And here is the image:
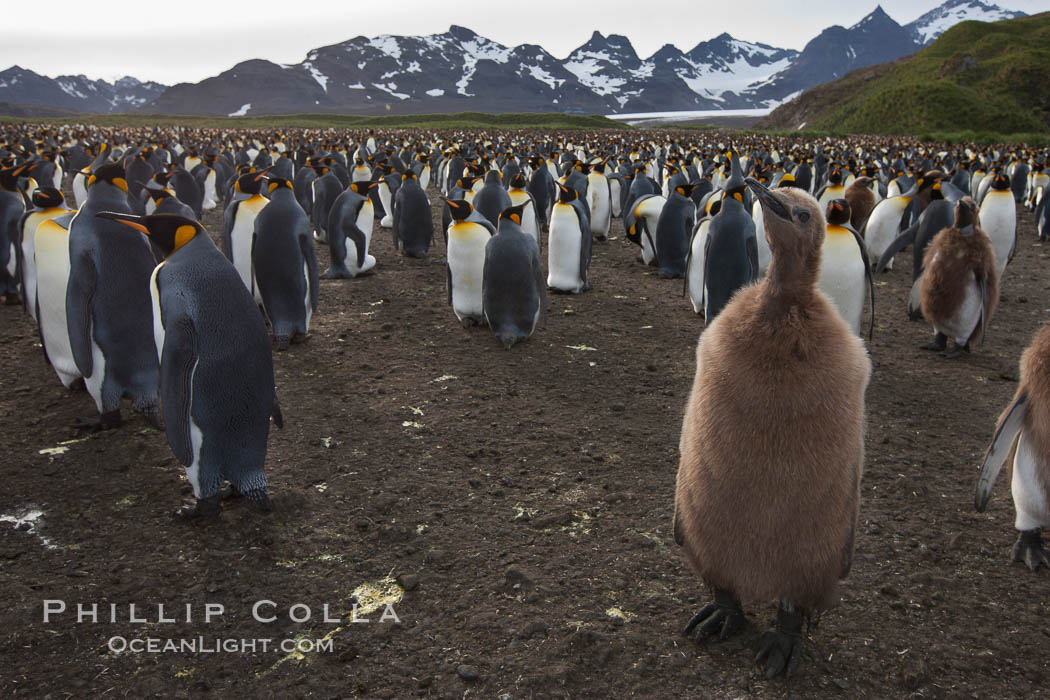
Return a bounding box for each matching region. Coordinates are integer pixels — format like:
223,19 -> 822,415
2,124 -> 1049,679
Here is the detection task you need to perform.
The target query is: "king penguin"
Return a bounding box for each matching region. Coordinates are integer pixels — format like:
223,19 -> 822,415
819,199 -> 875,338
66,163 -> 160,430
0,164 -> 27,304
862,177 -> 920,271
918,197 -> 998,358
506,173 -> 539,244
547,184 -> 591,294
252,178 -> 318,349
322,181 -> 377,279
34,212 -> 83,389
976,319 -> 1050,570
702,169 -> 758,322
484,202 -> 547,349
392,170 -> 433,258
18,187 -> 71,321
444,198 -> 495,326
655,183 -> 697,278
222,169 -> 270,301
96,212 -> 282,517
585,161 -> 612,240
675,178 -> 869,679
977,172 -> 1017,278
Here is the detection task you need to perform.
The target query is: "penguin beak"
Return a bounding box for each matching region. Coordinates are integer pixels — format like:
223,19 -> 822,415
253,167 -> 273,181
95,211 -> 150,236
745,177 -> 789,220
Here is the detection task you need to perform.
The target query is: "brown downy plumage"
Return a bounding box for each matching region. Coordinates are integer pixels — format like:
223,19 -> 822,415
919,197 -> 998,347
976,320 -> 1050,570
674,179 -> 870,678
844,176 -> 875,230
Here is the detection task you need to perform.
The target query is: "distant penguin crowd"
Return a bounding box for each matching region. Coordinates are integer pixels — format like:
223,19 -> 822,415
2,123 -> 1049,678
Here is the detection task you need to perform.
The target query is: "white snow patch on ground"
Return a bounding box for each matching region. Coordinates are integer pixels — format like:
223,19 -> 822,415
405,61 -> 422,73
228,103 -> 251,117
347,82 -> 365,89
369,35 -> 403,60
303,62 -> 328,92
455,36 -> 511,97
426,88 -> 445,97
525,65 -> 563,89
1,507 -> 57,549
563,55 -> 624,96
57,80 -> 87,99
373,82 -> 409,100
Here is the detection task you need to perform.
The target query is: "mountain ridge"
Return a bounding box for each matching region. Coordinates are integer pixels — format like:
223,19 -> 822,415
0,1 -> 1027,117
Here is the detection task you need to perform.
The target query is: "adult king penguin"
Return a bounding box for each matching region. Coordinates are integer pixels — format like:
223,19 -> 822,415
96,212 -> 281,516
819,200 -> 875,338
444,198 -> 494,326
67,163 -> 160,430
253,178 -> 318,350
675,178 -> 869,679
483,202 -> 547,349
547,183 -> 591,293
222,169 -> 270,300
322,181 -> 377,279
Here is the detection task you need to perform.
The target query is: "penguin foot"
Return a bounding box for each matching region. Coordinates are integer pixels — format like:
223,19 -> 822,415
73,410 -> 123,433
683,588 -> 746,643
274,336 -> 290,351
920,333 -> 947,351
175,494 -> 222,518
755,603 -> 805,679
242,488 -> 273,513
320,268 -> 350,280
1013,529 -> 1050,571
941,342 -> 970,359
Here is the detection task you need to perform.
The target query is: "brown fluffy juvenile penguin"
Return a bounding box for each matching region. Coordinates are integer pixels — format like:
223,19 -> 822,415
976,320 -> 1050,570
918,197 -> 998,358
844,175 -> 876,230
674,179 -> 870,679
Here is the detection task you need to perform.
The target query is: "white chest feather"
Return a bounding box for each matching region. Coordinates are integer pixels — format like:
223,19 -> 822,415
548,204 -> 583,291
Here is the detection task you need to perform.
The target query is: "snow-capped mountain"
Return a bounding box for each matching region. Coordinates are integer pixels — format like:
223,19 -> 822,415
0,0 -> 1028,117
0,66 -> 166,114
745,5 -> 922,105
905,0 -> 1026,44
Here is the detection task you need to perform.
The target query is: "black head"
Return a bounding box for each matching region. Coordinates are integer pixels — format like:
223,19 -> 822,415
267,177 -> 294,194
235,167 -> 270,195
557,183 -> 577,203
95,212 -> 203,258
349,181 -> 378,195
31,187 -> 64,208
89,162 -> 128,193
508,173 -> 527,189
825,198 -> 852,227
498,202 -> 530,229
444,198 -> 473,221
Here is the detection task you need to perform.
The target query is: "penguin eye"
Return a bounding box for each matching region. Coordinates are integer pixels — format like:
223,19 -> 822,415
796,210 -> 810,223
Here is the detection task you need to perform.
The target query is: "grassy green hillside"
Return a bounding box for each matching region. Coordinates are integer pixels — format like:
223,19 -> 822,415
0,111 -> 623,131
759,12 -> 1050,136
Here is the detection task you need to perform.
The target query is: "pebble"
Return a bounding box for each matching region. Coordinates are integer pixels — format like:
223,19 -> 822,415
457,664 -> 479,681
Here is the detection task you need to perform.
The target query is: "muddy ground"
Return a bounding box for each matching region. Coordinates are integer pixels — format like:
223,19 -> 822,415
1,179 -> 1048,699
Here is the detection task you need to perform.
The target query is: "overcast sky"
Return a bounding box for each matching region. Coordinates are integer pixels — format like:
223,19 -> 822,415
2,0 -> 1042,85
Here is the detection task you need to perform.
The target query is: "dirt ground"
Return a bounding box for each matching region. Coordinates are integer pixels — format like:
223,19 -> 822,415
1,175 -> 1048,699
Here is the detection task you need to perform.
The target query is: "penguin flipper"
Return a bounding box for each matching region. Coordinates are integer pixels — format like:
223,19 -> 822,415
976,391 -> 1027,512
875,223 -> 916,274
271,392 -> 284,429
66,251 -> 96,377
35,295 -> 52,368
976,271 -> 989,346
532,248 -> 548,330
221,200 -> 237,260
159,314 -> 199,467
346,222 -> 368,270
745,235 -> 759,282
445,264 -> 452,306
299,231 -> 319,311
672,499 -> 684,546
850,228 -> 876,339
